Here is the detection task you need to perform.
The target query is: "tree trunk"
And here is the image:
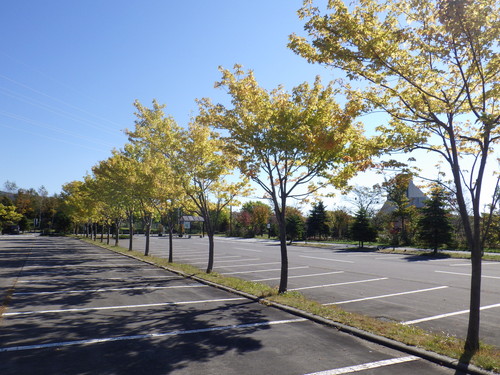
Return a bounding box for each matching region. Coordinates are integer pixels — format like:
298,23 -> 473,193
277,212 -> 288,294
114,221 -> 119,247
144,217 -> 151,256
465,242 -> 482,352
206,232 -> 215,273
168,225 -> 174,263
106,225 -> 110,245
128,213 -> 134,251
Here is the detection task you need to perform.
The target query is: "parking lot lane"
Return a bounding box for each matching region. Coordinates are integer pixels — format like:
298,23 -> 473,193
0,236 -> 458,375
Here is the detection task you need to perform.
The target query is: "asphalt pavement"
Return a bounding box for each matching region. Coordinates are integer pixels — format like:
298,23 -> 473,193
0,235 -> 461,374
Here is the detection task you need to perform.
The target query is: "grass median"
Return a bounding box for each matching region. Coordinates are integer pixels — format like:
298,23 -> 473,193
81,237 -> 499,373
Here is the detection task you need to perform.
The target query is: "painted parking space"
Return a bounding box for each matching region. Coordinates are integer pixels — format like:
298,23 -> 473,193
131,235 -> 500,347
0,236 -> 457,375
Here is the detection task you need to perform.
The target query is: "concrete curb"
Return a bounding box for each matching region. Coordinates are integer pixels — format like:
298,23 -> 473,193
91,241 -> 497,375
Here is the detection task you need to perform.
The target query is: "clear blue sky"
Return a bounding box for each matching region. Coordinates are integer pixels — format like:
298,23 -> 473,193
1,0 -> 335,196
1,1 -> 497,210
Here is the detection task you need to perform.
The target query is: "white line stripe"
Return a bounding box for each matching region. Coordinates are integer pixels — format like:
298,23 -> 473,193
450,262 -> 499,267
18,275 -> 179,283
233,247 -> 263,252
402,303 -> 500,325
24,263 -> 136,269
325,286 -> 449,305
177,255 -> 242,261
224,266 -> 309,275
303,356 -> 419,375
14,284 -> 207,296
190,258 -> 260,265
218,262 -> 281,268
300,255 -> 354,264
290,278 -> 388,291
435,270 -> 500,279
253,271 -> 344,282
0,318 -> 306,353
3,297 -> 246,317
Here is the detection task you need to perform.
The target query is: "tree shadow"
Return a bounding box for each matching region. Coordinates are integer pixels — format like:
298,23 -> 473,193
402,253 -> 452,262
1,236 -> 269,374
0,300 -> 267,375
453,350 -> 475,375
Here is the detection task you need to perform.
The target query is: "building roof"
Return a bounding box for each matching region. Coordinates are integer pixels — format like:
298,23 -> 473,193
379,180 -> 428,214
180,215 -> 205,222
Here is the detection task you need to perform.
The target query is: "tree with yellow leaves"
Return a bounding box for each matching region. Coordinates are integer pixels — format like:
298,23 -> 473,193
198,65 -> 375,292
178,121 -> 251,273
290,0 -> 499,351
127,100 -> 187,262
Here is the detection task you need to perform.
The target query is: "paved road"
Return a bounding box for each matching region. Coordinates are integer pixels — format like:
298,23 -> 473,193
136,235 -> 500,348
0,235 -> 457,374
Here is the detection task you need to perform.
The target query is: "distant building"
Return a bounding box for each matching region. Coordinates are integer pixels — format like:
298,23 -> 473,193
379,180 -> 427,215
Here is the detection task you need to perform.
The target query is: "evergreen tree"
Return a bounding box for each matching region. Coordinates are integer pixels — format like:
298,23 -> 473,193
350,208 -> 377,248
418,188 -> 453,255
286,213 -> 305,245
307,200 -> 329,240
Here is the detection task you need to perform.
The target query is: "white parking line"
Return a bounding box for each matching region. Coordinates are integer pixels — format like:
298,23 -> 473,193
14,284 -> 207,296
0,318 -> 307,353
303,356 -> 419,375
252,271 -> 344,282
326,286 -> 448,305
24,263 -> 139,269
290,278 -> 388,291
402,303 -> 500,325
450,262 -> 499,267
234,247 -> 263,253
190,258 -> 260,265
225,266 -> 309,275
435,270 -> 500,279
177,255 -> 242,261
18,275 -> 180,283
3,297 -> 246,317
218,262 -> 281,268
300,255 -> 354,264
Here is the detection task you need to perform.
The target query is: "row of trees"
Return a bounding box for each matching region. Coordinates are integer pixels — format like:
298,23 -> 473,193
0,182 -> 71,234
27,0 -> 500,352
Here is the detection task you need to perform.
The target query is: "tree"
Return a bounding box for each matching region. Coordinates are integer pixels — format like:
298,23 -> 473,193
241,201 -> 272,237
350,208 -> 377,248
198,65 -> 375,293
418,187 -> 453,254
178,121 -> 250,273
290,0 -> 500,351
0,203 -> 23,234
307,200 -> 330,239
348,185 -> 381,217
382,174 -> 419,245
126,100 -> 187,262
330,208 -> 351,239
90,152 -> 136,247
286,210 -> 305,245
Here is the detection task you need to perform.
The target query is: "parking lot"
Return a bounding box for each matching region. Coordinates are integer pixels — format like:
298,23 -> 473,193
0,236 -> 459,374
143,235 -> 500,347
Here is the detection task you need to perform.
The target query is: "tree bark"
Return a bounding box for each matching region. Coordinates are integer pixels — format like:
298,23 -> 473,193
128,213 -> 134,251
465,245 -> 482,352
144,215 -> 151,256
168,224 -> 174,263
277,211 -> 288,294
114,221 -> 119,247
206,232 -> 215,273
